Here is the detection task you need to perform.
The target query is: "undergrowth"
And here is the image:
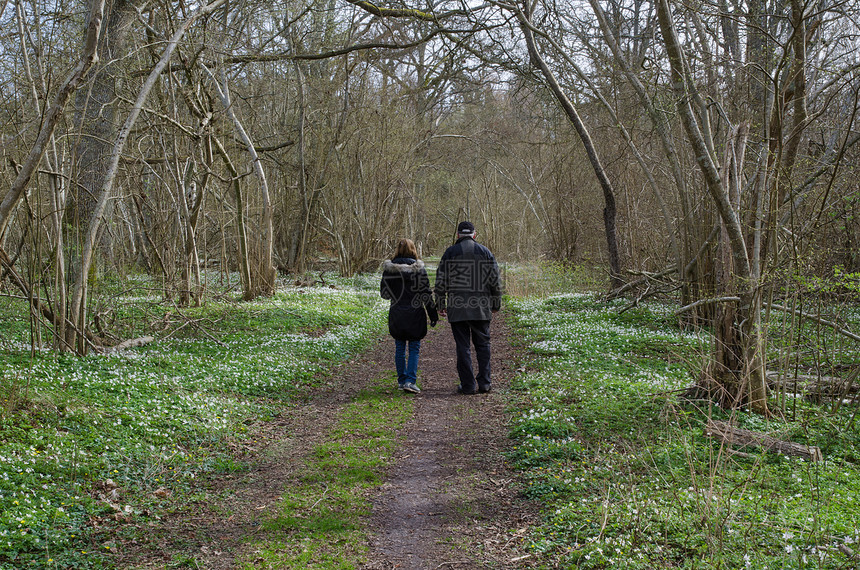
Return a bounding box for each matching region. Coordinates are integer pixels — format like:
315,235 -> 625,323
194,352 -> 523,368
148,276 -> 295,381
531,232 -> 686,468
506,292 -> 860,569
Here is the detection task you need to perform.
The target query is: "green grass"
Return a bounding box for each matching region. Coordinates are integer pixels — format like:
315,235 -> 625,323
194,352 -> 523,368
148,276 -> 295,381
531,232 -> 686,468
501,262 -> 605,298
506,292 -> 860,569
0,276 -> 387,569
242,380 -> 412,569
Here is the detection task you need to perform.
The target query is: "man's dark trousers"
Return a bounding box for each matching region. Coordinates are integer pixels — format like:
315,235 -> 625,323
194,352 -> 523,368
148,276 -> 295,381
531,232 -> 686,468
451,320 -> 491,392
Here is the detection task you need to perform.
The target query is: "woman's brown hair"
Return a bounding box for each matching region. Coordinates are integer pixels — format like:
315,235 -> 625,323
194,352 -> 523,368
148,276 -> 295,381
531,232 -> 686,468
393,238 -> 419,260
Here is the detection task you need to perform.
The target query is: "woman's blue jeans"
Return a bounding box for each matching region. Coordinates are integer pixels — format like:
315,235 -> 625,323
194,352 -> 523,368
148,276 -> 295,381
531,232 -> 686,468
394,339 -> 421,386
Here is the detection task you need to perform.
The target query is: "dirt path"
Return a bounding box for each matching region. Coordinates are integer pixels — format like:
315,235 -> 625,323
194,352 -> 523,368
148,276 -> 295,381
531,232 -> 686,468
118,317 -> 538,568
363,318 -> 539,569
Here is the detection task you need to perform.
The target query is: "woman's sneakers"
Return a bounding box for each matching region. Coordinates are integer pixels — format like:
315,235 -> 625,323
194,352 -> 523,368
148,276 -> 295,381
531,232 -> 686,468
402,383 -> 421,394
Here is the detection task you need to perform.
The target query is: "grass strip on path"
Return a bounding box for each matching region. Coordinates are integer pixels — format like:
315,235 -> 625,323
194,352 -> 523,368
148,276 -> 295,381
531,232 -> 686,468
241,377 -> 413,569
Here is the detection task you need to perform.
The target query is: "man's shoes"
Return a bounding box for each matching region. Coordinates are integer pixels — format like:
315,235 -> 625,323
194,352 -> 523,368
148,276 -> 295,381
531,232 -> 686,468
456,385 -> 477,395
478,385 -> 492,394
402,383 -> 421,394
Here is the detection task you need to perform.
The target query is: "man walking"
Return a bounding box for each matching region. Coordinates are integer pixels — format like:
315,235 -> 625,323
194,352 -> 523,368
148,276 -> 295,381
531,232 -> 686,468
435,221 -> 502,395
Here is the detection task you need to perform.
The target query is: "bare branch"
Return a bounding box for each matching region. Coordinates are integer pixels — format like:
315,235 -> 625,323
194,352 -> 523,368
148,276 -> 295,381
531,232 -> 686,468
0,0 -> 106,240
342,0 -> 469,21
767,303 -> 860,343
675,297 -> 742,316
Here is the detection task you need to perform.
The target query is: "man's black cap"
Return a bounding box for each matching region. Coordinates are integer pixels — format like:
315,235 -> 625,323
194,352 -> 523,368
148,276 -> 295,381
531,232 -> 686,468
457,221 -> 475,234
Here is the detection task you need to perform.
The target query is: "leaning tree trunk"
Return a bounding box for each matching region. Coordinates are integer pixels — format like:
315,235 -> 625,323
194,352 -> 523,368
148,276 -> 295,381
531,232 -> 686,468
211,136 -> 253,300
203,65 -> 276,298
587,0 -> 687,291
517,6 -> 624,291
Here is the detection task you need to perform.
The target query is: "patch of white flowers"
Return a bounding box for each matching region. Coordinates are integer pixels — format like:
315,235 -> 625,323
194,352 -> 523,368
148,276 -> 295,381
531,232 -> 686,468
0,282 -> 387,561
508,293 -> 860,569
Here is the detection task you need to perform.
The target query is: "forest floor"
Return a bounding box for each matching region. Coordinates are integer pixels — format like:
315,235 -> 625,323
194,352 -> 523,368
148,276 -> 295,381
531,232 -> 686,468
118,317 -> 542,569
5,281 -> 860,568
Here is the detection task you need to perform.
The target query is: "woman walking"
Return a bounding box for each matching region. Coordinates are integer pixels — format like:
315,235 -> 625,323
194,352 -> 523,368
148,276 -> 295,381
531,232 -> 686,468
380,239 -> 438,393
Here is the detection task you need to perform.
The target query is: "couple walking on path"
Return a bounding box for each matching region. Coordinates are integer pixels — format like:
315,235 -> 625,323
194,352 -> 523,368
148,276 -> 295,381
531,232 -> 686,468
380,221 -> 502,395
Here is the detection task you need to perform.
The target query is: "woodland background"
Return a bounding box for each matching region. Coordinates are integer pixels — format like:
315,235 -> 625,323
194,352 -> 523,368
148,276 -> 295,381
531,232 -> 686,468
0,0 -> 858,401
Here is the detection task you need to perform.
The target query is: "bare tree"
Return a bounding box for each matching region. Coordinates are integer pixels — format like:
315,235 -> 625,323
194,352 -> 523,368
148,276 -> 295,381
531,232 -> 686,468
203,65 -> 277,298
0,0 -> 105,352
66,0 -> 228,353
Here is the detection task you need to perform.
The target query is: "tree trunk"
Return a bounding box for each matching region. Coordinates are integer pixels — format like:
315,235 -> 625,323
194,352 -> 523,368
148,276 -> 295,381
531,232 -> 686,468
178,159 -> 203,306
0,0 -> 105,242
204,65 -> 276,297
0,0 -> 105,353
211,136 -> 253,299
287,62 -> 317,274
67,0 -> 228,353
656,0 -> 767,414
15,0 -> 70,350
69,0 -> 136,248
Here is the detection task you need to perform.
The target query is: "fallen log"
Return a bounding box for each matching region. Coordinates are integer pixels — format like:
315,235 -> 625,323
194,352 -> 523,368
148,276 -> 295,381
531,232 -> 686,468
704,419 -> 823,462
766,303 -> 860,343
766,372 -> 856,386
106,336 -> 155,352
766,372 -> 860,402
